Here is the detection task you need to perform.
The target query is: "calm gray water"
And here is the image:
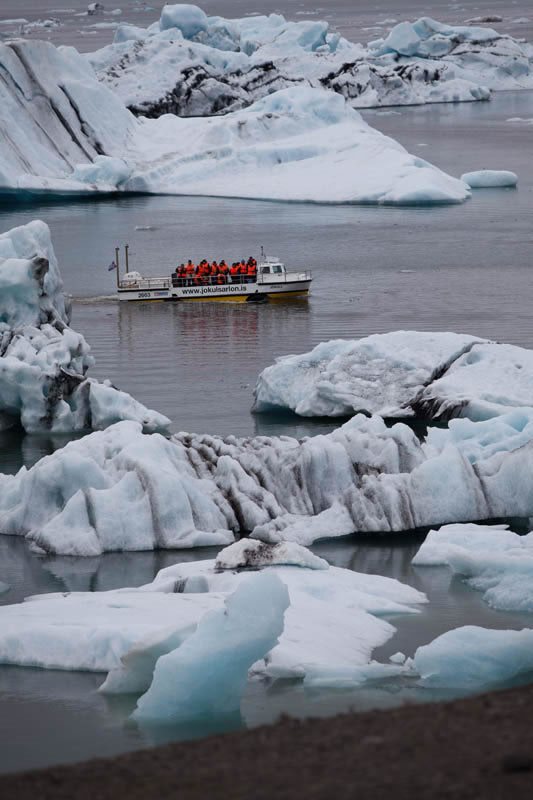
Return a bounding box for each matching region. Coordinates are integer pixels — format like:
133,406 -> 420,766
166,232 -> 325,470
0,89 -> 533,773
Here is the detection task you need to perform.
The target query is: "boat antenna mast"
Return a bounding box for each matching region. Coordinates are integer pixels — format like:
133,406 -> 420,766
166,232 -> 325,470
114,246 -> 120,289
261,245 -> 265,261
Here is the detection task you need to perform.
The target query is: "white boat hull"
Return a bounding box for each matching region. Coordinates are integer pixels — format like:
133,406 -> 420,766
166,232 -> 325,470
117,277 -> 311,303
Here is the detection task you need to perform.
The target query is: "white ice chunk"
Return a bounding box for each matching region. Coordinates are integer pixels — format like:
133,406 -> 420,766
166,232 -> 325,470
255,332 -> 533,424
254,331 -> 482,418
0,552 -> 425,688
413,522 -> 533,612
461,170 -> 518,188
132,572 -> 289,722
414,626 -> 533,688
214,539 -> 328,570
0,589 -> 222,671
145,554 -> 427,682
412,523 -> 521,566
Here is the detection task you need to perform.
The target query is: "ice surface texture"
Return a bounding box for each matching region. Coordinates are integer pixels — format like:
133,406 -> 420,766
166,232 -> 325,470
132,572 -> 289,722
89,6 -> 533,119
6,406 -> 533,552
254,331 -> 533,422
0,543 -> 425,694
413,523 -> 533,612
0,221 -> 169,434
0,38 -> 469,204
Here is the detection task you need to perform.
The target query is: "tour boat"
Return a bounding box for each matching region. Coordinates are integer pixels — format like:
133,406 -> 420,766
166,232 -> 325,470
114,246 -> 312,303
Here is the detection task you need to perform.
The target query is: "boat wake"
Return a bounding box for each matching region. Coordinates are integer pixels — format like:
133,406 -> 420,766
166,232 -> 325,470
70,294 -> 118,304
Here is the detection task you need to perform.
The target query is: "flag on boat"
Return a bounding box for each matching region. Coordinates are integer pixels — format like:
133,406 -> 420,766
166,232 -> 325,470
107,261 -> 117,271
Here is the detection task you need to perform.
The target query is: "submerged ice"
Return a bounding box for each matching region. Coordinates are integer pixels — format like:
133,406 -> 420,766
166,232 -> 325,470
0,220 -> 169,434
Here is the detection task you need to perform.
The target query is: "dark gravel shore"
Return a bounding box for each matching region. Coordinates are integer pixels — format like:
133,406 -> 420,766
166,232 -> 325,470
3,683 -> 533,799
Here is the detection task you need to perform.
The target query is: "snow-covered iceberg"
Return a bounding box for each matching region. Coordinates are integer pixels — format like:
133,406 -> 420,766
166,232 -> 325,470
412,625 -> 533,689
0,542 -> 425,692
6,406 -> 533,552
0,38 -> 469,204
0,220 -> 169,433
254,331 -> 533,422
88,6 -> 533,119
413,523 -> 533,612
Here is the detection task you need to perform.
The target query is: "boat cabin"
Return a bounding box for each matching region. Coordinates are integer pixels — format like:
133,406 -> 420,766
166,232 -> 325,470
259,258 -> 286,276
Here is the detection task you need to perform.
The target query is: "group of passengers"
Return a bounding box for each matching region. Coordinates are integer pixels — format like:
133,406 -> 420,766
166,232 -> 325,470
172,257 -> 258,287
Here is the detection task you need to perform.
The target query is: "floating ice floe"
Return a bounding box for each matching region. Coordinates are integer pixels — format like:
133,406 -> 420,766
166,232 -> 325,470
87,5 -> 533,118
0,38 -> 470,204
412,625 -> 533,689
0,220 -> 169,434
254,331 -> 533,422
413,522 -> 533,612
461,169 -> 518,188
6,405 -> 533,552
0,544 -> 425,704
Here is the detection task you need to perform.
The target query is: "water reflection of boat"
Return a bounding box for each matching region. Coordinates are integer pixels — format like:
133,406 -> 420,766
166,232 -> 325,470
114,246 -> 312,303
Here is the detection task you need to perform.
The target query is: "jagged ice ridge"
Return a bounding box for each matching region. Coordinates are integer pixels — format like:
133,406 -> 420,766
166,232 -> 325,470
0,220 -> 169,434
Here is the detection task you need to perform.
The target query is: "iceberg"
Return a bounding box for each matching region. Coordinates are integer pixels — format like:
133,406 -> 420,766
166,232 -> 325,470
7,406 -> 533,552
88,5 -> 533,120
254,332 -> 533,423
131,572 -> 289,722
0,221 -> 169,434
413,522 -> 533,612
461,170 -> 518,188
0,542 -> 426,688
369,17 -> 533,91
0,39 -> 470,204
413,626 -> 533,689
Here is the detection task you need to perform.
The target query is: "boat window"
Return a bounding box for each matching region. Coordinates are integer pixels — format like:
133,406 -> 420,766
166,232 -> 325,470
261,266 -> 270,274
272,265 -> 283,274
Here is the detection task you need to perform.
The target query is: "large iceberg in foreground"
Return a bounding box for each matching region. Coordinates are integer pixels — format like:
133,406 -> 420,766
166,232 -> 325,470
0,39 -> 469,204
0,221 -> 169,434
6,407 -> 533,552
88,7 -> 498,118
413,523 -> 533,612
132,572 -> 289,722
412,625 -> 533,689
254,331 -> 533,422
0,543 -> 425,696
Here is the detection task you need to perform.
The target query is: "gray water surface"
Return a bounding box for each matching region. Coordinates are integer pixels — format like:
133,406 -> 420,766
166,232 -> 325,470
0,90 -> 533,773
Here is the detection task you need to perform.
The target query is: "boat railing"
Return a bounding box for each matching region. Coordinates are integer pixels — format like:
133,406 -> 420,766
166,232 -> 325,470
120,271 -> 312,290
258,270 -> 312,284
119,277 -> 171,290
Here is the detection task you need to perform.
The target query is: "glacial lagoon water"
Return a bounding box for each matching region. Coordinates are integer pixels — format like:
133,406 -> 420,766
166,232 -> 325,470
1,90 -> 533,772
